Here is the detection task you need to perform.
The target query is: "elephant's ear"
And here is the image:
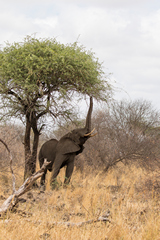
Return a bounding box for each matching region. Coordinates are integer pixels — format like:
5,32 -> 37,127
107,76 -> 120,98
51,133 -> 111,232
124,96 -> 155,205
57,138 -> 80,154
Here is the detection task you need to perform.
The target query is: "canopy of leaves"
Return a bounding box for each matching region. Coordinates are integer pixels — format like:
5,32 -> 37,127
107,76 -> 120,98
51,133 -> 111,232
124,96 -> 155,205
0,36 -> 111,122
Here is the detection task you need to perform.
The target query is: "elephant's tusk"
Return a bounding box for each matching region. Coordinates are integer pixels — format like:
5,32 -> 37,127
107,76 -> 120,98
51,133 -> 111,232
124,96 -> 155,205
84,128 -> 95,137
90,133 -> 98,137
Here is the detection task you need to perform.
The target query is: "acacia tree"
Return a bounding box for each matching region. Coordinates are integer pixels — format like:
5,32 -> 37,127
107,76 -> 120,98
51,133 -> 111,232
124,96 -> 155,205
0,36 -> 111,179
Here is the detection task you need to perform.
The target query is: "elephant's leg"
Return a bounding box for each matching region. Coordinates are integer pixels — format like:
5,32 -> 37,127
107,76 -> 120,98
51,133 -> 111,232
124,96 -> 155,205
64,154 -> 75,185
50,154 -> 66,189
40,169 -> 47,190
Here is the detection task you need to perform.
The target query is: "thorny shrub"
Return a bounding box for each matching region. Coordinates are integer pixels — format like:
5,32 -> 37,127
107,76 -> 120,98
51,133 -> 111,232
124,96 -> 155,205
80,99 -> 160,173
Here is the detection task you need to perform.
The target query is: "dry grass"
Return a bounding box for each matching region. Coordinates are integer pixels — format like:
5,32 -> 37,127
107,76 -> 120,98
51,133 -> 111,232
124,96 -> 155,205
0,165 -> 160,240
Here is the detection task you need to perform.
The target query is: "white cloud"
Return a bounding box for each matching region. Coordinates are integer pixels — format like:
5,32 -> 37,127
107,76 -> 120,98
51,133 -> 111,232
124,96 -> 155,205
141,9 -> 160,44
0,0 -> 160,108
34,17 -> 58,30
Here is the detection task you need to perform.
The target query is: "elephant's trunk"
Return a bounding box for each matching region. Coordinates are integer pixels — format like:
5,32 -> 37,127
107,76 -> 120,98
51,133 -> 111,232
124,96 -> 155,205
85,96 -> 93,133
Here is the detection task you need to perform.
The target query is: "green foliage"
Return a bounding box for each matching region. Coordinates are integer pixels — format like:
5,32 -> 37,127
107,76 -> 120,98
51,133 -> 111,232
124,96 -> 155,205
0,35 -> 111,121
0,36 -> 110,96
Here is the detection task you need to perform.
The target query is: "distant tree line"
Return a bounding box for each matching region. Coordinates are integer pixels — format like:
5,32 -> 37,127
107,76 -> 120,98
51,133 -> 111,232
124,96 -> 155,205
0,98 -> 160,175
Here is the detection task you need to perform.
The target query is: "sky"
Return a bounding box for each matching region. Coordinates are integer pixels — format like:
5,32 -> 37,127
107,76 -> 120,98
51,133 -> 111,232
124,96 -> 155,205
0,0 -> 160,110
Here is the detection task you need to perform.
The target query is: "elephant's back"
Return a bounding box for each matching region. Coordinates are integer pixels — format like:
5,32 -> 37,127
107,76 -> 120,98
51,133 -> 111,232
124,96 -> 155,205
39,138 -> 58,161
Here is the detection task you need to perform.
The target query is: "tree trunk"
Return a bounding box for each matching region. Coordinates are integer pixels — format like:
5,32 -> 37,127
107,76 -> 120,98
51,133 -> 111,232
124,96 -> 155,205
24,113 -> 40,180
31,128 -> 40,174
24,116 -> 32,180
24,133 -> 39,179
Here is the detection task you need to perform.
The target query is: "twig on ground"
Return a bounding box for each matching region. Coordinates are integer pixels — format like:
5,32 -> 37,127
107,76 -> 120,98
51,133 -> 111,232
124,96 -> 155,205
47,216 -> 111,227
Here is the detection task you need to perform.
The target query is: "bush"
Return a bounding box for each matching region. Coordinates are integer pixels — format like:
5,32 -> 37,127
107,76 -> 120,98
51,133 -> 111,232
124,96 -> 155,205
82,99 -> 160,172
0,123 -> 24,170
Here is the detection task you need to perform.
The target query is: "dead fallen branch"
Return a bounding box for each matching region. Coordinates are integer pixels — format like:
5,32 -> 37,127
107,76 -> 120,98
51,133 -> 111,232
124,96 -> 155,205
3,215 -> 110,227
47,216 -> 111,227
0,138 -> 50,217
0,160 -> 50,216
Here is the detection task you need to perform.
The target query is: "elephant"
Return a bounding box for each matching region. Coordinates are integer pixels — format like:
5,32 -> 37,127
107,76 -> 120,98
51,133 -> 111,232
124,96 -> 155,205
38,96 -> 96,190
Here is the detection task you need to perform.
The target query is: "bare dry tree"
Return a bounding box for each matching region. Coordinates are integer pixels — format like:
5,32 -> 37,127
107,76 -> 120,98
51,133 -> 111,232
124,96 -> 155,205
83,99 -> 160,172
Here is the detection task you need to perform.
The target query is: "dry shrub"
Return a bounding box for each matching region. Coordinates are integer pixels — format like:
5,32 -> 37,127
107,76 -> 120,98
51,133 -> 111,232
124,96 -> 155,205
80,99 -> 160,174
135,171 -> 160,199
0,123 -> 24,170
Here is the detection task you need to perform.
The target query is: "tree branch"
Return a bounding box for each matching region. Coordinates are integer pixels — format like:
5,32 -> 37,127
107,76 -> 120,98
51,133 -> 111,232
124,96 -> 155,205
7,90 -> 27,108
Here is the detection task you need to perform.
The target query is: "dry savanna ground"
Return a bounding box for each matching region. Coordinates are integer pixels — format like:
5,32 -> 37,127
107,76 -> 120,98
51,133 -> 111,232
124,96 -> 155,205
0,164 -> 160,240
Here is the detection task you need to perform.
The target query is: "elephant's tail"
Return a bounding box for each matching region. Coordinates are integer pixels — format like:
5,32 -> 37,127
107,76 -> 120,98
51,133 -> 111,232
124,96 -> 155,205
38,148 -> 44,168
